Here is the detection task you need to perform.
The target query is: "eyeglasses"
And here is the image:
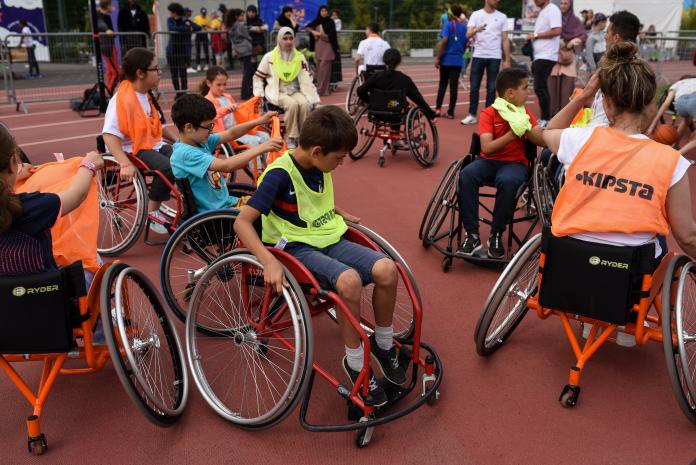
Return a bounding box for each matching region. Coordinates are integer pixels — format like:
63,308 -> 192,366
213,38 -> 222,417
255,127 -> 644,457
146,66 -> 162,74
196,123 -> 215,133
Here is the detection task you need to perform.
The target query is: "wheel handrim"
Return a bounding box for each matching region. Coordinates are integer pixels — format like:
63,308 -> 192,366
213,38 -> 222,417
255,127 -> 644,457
187,254 -> 309,425
351,108 -> 376,158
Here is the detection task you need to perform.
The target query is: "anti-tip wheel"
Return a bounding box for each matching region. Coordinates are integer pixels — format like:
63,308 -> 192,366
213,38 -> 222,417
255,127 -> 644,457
28,435 -> 47,456
441,256 -> 452,272
559,385 -> 580,408
355,426 -> 374,448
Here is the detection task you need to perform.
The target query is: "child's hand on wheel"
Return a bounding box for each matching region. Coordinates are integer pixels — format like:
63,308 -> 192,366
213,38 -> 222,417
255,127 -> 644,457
263,259 -> 288,294
84,150 -> 104,170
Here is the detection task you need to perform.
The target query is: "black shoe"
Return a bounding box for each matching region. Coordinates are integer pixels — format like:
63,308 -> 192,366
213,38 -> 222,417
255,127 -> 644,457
342,357 -> 388,407
456,233 -> 482,256
487,232 -> 505,259
369,335 -> 407,385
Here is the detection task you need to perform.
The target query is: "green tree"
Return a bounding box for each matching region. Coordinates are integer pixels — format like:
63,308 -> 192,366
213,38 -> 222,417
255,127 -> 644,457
682,1 -> 696,31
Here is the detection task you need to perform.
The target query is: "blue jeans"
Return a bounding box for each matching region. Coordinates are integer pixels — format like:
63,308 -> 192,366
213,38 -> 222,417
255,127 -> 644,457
458,158 -> 527,234
468,58 -> 501,115
285,238 -> 386,291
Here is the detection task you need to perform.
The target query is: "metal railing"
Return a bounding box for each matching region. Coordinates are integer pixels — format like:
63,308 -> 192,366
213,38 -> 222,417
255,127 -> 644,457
1,31 -> 149,110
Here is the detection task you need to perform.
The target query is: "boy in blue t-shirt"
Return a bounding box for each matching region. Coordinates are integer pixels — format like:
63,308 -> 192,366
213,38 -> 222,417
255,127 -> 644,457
170,94 -> 282,213
435,4 -> 467,119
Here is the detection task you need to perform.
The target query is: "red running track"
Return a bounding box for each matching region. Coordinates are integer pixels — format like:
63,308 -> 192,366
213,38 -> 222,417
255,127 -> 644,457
1,63 -> 695,465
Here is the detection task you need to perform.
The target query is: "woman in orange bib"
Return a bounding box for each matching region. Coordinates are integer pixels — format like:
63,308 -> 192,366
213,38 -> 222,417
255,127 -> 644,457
101,48 -> 179,235
542,42 -> 696,262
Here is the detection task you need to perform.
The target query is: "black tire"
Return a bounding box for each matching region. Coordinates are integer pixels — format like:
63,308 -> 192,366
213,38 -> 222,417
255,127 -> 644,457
419,159 -> 464,247
345,75 -> 363,115
101,263 -> 188,426
474,233 -> 541,355
96,155 -> 148,256
186,251 -> 313,429
350,106 -> 376,160
662,255 -> 696,424
533,161 -> 554,228
406,107 -> 439,167
228,182 -> 256,200
160,210 -> 240,323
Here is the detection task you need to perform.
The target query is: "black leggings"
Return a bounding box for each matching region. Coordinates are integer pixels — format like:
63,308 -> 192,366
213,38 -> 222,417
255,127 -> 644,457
436,65 -> 462,115
135,144 -> 174,203
532,59 -> 556,120
167,55 -> 188,95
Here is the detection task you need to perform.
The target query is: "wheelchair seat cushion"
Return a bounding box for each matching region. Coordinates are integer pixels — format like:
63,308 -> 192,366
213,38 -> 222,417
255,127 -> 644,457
538,229 -> 655,325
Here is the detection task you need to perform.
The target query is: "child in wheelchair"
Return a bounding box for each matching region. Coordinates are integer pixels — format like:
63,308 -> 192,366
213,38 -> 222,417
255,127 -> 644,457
170,94 -> 283,213
458,67 -> 544,258
234,106 -> 406,407
357,48 -> 436,149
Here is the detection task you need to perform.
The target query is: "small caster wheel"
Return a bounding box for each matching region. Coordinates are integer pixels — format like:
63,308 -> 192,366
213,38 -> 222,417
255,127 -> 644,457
378,158 -> 385,167
559,384 -> 580,408
355,424 -> 374,448
427,389 -> 440,406
441,256 -> 452,272
27,434 -> 47,455
421,238 -> 431,249
391,147 -> 397,155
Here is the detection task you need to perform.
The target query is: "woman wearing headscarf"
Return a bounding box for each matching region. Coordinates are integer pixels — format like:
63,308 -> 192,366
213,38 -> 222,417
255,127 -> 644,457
548,0 -> 587,117
306,5 -> 339,96
273,6 -> 299,32
253,27 -> 320,147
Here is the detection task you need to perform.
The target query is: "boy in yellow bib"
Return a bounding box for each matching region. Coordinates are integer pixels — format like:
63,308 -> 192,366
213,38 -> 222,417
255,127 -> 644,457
234,106 -> 405,407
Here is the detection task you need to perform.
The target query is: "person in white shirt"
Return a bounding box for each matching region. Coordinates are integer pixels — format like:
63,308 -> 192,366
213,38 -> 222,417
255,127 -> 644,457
525,0 -> 561,124
460,0 -> 510,125
650,78 -> 696,154
18,19 -> 40,78
331,10 -> 342,31
354,23 -> 390,75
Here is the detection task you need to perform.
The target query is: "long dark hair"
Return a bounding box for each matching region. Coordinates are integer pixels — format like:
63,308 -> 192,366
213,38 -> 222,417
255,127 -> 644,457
121,47 -> 165,124
199,66 -> 228,95
0,123 -> 21,234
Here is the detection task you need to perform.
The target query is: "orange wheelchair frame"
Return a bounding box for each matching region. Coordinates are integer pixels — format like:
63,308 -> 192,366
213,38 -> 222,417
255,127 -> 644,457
475,232 -> 696,423
0,262 -> 188,455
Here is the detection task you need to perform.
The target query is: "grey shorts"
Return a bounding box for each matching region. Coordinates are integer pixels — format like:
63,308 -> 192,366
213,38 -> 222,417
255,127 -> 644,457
675,94 -> 696,120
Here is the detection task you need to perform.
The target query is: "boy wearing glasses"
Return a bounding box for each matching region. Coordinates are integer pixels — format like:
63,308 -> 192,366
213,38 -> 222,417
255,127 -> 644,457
170,94 -> 282,212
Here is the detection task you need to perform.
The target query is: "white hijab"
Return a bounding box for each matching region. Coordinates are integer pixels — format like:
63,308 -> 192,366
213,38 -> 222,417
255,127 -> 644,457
276,26 -> 296,61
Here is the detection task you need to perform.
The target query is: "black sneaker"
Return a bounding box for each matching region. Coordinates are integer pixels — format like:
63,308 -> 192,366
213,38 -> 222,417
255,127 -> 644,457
342,357 -> 388,407
369,335 -> 407,385
456,233 -> 482,256
487,232 -> 505,259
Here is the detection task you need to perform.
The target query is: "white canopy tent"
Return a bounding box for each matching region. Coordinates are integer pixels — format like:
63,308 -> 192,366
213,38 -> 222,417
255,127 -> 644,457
572,0 -> 682,33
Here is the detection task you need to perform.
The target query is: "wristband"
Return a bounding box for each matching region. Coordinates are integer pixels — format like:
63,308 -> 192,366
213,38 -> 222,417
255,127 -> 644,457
79,160 -> 97,175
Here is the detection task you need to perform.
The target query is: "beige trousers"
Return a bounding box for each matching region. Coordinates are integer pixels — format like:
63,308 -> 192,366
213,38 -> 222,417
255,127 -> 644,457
277,92 -> 312,139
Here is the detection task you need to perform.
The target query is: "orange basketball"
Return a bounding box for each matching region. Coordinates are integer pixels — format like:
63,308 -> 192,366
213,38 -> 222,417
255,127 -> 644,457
651,124 -> 678,146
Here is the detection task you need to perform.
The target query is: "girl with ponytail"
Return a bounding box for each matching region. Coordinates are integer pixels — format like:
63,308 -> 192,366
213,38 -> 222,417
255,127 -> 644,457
542,42 -> 696,263
101,47 -> 178,235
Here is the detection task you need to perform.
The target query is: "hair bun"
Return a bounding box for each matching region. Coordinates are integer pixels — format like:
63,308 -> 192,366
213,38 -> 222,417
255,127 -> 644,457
603,41 -> 640,65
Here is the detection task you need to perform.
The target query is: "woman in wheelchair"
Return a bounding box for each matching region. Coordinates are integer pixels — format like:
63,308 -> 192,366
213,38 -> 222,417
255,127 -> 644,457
253,27 -> 320,149
101,47 -> 179,235
356,47 -> 437,143
457,68 -> 544,259
234,107 -> 406,407
170,94 -> 283,213
542,42 -> 696,264
0,125 -> 104,276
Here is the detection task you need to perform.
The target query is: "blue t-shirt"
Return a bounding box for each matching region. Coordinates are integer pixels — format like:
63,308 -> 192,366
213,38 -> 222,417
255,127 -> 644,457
246,153 -> 324,229
171,133 -> 237,213
439,20 -> 467,67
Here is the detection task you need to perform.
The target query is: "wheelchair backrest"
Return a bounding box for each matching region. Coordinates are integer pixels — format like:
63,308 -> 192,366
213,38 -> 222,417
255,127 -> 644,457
175,177 -> 198,222
538,229 -> 655,325
96,134 -> 106,154
469,133 -> 481,156
365,65 -> 386,80
369,88 -> 407,114
0,230 -> 47,275
0,261 -> 87,354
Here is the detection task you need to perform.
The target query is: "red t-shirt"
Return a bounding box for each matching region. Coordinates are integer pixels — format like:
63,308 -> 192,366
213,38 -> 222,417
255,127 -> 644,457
478,106 -> 538,164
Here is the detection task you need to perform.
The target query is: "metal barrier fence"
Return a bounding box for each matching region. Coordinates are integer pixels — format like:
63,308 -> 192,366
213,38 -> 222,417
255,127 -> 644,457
1,32 -> 149,111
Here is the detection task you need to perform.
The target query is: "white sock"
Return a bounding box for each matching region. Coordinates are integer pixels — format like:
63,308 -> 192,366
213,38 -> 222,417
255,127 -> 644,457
345,345 -> 364,372
374,325 -> 394,351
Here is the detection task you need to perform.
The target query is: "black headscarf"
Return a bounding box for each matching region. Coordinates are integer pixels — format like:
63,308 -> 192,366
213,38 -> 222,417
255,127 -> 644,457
276,6 -> 298,32
306,5 -> 338,52
246,5 -> 263,27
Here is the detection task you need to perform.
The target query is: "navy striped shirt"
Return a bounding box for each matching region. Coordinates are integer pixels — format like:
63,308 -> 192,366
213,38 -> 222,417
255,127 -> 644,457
246,154 -> 324,227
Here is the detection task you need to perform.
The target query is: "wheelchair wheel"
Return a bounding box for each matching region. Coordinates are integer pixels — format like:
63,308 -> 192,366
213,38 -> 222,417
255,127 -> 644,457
349,223 -> 421,340
96,155 -> 148,256
101,263 -> 188,425
662,255 -> 696,424
533,161 -> 554,228
350,106 -> 376,160
474,233 -> 541,356
419,158 -> 463,246
161,209 -> 240,323
406,107 -> 439,167
186,252 -> 313,429
345,75 -> 362,115
216,142 -> 236,183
